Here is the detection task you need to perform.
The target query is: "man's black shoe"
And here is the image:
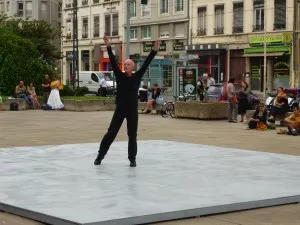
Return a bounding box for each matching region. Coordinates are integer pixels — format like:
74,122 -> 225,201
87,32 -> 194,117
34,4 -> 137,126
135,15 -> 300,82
130,161 -> 136,167
94,156 -> 103,165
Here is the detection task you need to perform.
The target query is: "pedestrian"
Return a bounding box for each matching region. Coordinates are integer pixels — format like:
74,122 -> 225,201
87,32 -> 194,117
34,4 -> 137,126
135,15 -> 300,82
226,78 -> 238,123
42,74 -> 51,105
99,74 -> 110,97
94,36 -> 160,167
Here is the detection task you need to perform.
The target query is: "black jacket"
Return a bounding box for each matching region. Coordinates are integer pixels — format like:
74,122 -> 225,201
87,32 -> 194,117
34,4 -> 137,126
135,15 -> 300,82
151,88 -> 161,100
107,46 -> 157,110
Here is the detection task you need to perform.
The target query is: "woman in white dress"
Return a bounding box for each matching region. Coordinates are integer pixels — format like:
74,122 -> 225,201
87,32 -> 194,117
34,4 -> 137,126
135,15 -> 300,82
47,75 -> 64,110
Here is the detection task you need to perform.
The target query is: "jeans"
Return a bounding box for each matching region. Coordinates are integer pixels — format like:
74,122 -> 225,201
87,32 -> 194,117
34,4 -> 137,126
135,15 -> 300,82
43,92 -> 50,104
228,98 -> 238,121
98,108 -> 138,162
17,94 -> 31,104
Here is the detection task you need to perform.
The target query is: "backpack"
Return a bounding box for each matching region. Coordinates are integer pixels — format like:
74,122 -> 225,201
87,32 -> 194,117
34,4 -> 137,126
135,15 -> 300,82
10,102 -> 19,111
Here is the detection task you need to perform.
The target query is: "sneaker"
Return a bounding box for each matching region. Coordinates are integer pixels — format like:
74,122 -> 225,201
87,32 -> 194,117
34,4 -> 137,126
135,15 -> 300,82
130,161 -> 136,167
94,155 -> 103,165
291,129 -> 298,136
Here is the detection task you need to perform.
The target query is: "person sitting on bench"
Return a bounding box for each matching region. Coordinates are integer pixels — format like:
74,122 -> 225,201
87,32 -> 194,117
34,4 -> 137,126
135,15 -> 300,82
267,87 -> 289,123
284,105 -> 300,136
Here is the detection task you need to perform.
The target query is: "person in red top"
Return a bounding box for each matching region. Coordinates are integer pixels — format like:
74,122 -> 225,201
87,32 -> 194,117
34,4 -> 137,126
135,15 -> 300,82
94,36 -> 161,167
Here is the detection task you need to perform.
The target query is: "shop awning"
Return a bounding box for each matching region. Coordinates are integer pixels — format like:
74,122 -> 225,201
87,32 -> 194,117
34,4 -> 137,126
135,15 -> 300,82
243,52 -> 285,57
243,45 -> 291,57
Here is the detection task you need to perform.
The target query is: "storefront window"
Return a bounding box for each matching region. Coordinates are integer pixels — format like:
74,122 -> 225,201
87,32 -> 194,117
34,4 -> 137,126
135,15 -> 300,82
273,56 -> 289,89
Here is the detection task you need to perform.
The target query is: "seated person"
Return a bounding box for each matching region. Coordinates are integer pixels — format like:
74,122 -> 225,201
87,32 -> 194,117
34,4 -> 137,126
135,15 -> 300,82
268,87 -> 289,123
142,84 -> 160,114
15,81 -> 31,104
283,105 -> 300,136
138,84 -> 148,102
248,103 -> 268,130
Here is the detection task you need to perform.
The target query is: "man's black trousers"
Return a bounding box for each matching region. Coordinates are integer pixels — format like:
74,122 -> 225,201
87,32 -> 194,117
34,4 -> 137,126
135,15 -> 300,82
98,108 -> 138,162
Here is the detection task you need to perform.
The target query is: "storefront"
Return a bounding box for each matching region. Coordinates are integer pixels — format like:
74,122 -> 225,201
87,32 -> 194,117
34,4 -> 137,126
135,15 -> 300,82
243,33 -> 292,91
185,44 -> 227,83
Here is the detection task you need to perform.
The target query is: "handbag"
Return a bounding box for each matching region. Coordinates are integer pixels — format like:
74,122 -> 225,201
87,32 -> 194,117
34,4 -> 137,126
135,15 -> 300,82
58,83 -> 64,90
156,96 -> 164,105
232,95 -> 238,104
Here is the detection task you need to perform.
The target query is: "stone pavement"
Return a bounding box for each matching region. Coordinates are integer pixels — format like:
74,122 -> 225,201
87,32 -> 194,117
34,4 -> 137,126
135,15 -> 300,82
0,110 -> 299,225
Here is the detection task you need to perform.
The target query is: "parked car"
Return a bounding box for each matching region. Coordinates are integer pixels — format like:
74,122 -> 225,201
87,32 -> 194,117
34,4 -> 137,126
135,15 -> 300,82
204,83 -> 260,110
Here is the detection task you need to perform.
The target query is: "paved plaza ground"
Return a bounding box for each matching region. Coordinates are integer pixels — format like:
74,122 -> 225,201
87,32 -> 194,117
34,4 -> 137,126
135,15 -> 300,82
0,110 -> 299,225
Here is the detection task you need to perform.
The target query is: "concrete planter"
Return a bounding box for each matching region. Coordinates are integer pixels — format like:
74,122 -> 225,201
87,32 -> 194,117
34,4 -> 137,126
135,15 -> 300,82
2,98 -> 27,111
174,101 -> 229,120
63,99 -> 116,112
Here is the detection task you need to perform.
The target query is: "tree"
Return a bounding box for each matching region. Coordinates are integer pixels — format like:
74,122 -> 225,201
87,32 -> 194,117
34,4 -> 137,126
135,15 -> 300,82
0,27 -> 53,96
0,14 -> 61,65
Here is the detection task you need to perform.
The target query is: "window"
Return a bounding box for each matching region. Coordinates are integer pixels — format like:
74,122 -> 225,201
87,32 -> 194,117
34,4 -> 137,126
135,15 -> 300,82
0,1 -> 4,13
93,0 -> 99,4
130,0 -> 136,17
214,5 -> 224,34
160,0 -> 168,14
91,73 -> 99,83
274,0 -> 286,30
94,15 -> 99,37
105,14 -> 119,36
17,1 -> 24,17
233,3 -> 243,33
41,1 -> 47,20
141,0 -> 150,17
143,26 -> 151,39
26,1 -> 32,17
58,2 -> 62,18
159,24 -> 169,38
130,28 -> 137,39
253,0 -> 264,31
82,18 -> 88,38
6,1 -> 9,11
175,0 -> 183,12
197,7 -> 206,35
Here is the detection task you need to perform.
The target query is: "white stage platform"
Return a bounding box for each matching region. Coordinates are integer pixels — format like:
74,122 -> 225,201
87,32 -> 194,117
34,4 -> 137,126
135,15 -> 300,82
0,140 -> 299,225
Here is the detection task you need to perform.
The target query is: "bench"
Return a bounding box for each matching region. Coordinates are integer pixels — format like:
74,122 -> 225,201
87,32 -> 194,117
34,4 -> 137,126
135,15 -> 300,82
2,98 -> 27,111
174,101 -> 229,120
138,102 -> 163,114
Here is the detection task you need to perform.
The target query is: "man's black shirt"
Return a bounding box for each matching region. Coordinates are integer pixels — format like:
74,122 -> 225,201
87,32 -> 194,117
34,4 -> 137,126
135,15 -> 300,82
107,46 -> 157,110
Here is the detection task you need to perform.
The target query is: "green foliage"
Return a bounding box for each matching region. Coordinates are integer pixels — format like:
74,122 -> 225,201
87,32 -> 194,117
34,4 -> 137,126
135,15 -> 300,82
0,13 -> 60,65
59,85 -> 75,97
0,27 -> 53,96
74,86 -> 89,96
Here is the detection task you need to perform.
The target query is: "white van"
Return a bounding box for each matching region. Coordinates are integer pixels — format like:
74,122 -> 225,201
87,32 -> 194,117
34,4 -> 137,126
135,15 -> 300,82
78,71 -> 115,95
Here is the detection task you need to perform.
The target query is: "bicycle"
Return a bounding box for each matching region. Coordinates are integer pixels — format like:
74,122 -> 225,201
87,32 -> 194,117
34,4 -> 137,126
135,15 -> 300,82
160,94 -> 197,118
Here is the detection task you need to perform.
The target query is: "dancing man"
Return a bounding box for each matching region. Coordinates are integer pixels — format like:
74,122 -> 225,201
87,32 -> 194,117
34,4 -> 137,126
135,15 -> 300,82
94,36 -> 160,167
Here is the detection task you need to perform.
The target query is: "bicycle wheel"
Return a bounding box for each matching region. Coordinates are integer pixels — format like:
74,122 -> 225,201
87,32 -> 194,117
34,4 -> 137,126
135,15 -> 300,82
168,103 -> 175,118
160,103 -> 169,118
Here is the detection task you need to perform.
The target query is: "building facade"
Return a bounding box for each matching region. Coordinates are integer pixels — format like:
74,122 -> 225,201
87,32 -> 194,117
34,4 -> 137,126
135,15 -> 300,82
127,0 -> 189,89
61,0 -> 124,85
189,0 -> 296,91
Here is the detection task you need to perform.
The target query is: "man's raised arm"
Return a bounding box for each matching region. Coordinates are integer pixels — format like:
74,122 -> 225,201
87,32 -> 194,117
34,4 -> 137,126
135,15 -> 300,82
103,35 -> 121,75
137,41 -> 161,77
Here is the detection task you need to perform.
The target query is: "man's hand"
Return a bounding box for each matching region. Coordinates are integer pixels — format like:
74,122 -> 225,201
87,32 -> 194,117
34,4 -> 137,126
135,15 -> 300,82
152,41 -> 161,51
103,35 -> 110,47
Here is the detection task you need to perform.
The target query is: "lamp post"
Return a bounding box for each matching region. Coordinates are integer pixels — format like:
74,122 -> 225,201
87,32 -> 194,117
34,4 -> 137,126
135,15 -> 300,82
72,0 -> 79,89
263,0 -> 267,97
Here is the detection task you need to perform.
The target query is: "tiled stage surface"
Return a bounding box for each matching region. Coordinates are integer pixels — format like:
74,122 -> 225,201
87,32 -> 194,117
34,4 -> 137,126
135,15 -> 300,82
0,140 -> 299,225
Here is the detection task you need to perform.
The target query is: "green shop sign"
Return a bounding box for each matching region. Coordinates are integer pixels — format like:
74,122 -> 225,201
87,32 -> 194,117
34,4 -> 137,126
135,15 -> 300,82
143,42 -> 166,52
249,33 -> 292,46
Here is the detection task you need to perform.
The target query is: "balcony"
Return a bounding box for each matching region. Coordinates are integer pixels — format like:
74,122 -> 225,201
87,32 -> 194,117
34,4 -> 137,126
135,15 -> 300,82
82,0 -> 88,6
93,32 -> 99,38
233,26 -> 243,33
197,28 -> 206,36
274,23 -> 286,30
214,27 -> 224,35
253,24 -> 264,32
82,33 -> 88,39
